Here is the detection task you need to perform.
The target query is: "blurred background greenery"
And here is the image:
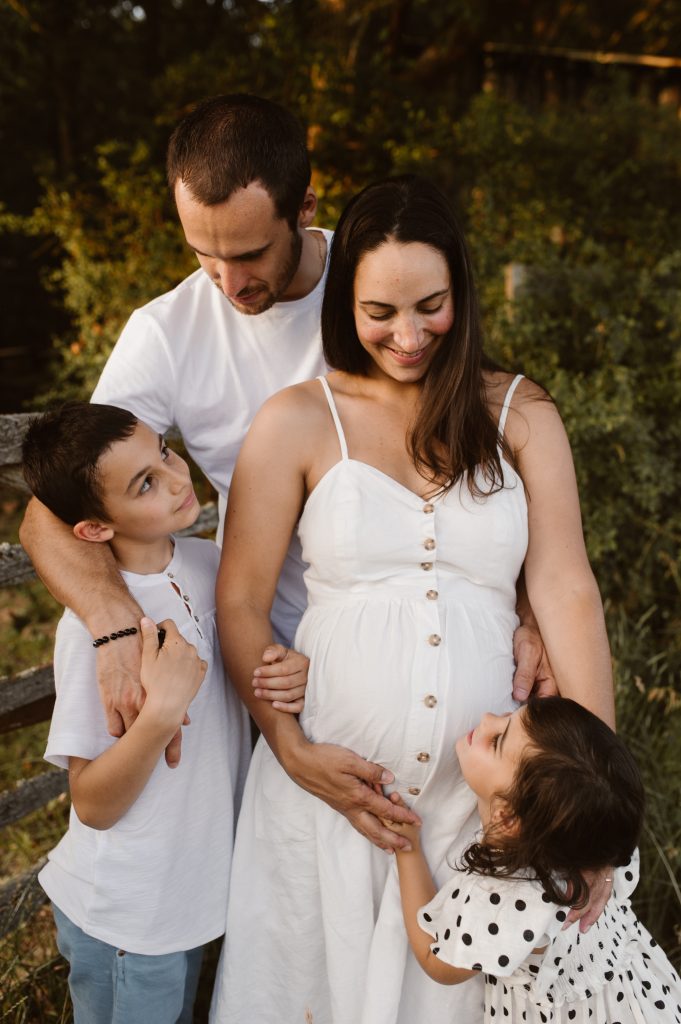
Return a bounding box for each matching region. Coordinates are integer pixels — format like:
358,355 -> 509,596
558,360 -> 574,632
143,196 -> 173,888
1,0 -> 680,1019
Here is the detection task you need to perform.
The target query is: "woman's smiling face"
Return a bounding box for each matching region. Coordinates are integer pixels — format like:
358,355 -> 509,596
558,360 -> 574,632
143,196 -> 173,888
352,239 -> 454,383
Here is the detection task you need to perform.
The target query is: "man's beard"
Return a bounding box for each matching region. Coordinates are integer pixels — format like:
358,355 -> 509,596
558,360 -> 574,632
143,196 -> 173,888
227,230 -> 303,316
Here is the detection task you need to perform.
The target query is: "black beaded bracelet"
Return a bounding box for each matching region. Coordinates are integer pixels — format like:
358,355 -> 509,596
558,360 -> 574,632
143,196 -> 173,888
92,627 -> 138,648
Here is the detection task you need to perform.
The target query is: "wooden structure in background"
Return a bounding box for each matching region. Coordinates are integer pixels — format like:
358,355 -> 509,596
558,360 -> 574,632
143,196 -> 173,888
483,41 -> 681,111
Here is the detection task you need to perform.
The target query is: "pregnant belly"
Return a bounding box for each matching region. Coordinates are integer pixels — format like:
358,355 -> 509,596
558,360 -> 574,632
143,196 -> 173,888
295,601 -> 518,773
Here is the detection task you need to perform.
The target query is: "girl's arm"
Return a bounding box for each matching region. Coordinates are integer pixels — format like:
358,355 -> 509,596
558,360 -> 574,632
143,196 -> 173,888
387,807 -> 477,985
216,388 -> 419,851
68,618 -> 206,829
509,382 -> 615,728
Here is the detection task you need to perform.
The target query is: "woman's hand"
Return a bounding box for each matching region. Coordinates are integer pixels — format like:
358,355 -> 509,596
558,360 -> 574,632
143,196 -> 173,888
286,738 -> 421,852
252,644 -> 308,714
564,866 -> 614,932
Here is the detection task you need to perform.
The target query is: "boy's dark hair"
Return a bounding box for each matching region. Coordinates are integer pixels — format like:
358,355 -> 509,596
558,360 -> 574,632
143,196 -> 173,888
166,94 -> 311,229
22,402 -> 138,526
461,697 -> 645,907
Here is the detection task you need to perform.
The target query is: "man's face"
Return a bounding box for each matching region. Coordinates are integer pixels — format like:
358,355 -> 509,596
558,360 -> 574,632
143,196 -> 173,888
175,180 -> 303,315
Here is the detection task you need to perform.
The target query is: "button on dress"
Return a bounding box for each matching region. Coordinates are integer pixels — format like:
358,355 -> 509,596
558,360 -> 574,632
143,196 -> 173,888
211,375 -> 529,1024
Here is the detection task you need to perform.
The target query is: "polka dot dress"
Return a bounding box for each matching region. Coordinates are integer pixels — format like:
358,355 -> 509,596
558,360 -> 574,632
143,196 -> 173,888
418,851 -> 681,1023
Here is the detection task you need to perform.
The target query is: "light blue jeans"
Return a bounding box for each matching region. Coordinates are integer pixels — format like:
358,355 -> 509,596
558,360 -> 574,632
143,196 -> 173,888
52,904 -> 204,1024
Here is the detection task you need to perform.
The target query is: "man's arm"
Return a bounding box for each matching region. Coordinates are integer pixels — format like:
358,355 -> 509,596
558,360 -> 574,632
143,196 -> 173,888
512,571 -> 557,702
18,498 -> 180,751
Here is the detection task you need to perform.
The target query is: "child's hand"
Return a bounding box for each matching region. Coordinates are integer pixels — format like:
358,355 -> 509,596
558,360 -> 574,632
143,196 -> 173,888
252,644 -> 308,714
139,617 -> 207,734
377,791 -> 422,852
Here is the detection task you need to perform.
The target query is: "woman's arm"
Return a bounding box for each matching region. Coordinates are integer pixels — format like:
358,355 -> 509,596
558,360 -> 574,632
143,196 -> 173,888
510,383 -> 615,728
217,388 -> 419,850
68,618 -> 205,829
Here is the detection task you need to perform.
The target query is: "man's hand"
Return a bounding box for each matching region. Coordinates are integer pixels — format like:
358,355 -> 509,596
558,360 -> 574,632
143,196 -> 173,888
512,622 -> 557,702
288,740 -> 421,852
95,620 -> 183,768
253,644 -> 308,714
565,866 -> 614,933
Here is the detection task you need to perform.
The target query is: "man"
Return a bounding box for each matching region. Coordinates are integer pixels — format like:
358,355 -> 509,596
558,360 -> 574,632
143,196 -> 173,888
21,93 -> 548,850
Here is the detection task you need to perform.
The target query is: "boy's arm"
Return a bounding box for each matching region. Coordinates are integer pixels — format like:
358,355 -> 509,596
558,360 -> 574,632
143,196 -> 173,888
67,618 -> 205,830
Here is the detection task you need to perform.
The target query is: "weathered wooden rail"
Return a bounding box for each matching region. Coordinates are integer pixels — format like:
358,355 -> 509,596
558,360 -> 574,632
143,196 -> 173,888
0,413 -> 217,939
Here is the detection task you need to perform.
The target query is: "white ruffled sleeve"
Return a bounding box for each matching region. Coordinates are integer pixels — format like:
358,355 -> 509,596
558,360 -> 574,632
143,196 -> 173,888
417,869 -> 563,977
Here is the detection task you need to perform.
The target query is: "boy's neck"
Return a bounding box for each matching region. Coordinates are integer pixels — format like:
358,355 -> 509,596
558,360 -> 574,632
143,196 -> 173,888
109,535 -> 175,575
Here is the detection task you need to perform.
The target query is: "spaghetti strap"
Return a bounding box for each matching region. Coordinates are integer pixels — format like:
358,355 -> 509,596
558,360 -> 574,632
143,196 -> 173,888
497,374 -> 524,440
317,376 -> 349,460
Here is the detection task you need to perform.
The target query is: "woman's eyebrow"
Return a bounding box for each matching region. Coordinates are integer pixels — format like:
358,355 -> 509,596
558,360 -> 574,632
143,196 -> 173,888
358,288 -> 449,308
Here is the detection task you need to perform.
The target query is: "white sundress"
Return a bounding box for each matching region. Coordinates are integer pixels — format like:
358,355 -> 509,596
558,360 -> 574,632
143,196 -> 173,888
210,375 -> 529,1024
418,850 -> 681,1024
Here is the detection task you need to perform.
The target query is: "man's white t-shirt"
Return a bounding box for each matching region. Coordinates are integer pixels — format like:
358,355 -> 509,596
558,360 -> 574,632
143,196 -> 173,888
92,230 -> 331,645
39,538 -> 250,955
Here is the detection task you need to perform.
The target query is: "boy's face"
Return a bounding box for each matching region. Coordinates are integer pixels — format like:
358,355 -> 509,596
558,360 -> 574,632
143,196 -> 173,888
95,421 -> 199,544
455,708 -> 529,823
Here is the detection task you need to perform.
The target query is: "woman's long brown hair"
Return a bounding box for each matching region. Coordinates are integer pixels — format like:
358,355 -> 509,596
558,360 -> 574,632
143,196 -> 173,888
321,175 -> 512,496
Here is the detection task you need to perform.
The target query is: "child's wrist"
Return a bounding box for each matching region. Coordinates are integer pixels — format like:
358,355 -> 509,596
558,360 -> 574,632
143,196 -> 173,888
137,697 -> 186,744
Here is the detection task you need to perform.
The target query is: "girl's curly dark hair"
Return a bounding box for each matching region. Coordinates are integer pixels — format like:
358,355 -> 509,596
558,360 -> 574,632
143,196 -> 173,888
460,697 -> 645,907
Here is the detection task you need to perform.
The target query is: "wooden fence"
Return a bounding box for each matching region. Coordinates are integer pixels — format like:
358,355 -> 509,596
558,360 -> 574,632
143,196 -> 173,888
0,413 -> 217,940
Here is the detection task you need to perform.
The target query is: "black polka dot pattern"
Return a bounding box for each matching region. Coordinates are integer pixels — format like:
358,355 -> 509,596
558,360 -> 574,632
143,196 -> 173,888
421,856 -> 677,1023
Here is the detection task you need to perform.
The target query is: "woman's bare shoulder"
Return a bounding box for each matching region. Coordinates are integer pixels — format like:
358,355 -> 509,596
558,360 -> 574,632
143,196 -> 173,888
483,369 -> 549,409
483,370 -> 556,452
249,377 -> 332,437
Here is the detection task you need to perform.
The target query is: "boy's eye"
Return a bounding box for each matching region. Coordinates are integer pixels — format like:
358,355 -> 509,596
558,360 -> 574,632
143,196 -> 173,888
161,443 -> 171,461
140,476 -> 152,494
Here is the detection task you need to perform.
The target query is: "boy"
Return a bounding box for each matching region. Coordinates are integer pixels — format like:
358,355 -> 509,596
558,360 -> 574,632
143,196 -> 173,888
21,402 -> 261,1023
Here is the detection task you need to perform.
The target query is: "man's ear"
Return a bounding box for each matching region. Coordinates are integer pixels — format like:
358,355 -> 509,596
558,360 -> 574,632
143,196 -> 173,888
297,186 -> 318,229
73,519 -> 114,544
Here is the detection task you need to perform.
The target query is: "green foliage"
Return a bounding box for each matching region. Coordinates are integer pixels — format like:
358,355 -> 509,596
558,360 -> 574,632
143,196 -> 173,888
6,142 -> 195,402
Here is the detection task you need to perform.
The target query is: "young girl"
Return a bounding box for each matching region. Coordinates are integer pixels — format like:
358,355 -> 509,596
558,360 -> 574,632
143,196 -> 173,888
386,696 -> 681,1023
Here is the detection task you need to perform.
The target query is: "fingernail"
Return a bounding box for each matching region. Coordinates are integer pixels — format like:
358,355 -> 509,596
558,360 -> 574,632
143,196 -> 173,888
253,668 -> 262,677
381,770 -> 394,784
402,844 -> 412,853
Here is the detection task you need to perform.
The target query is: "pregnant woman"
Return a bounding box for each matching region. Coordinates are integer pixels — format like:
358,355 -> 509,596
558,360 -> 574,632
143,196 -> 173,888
210,176 -> 614,1024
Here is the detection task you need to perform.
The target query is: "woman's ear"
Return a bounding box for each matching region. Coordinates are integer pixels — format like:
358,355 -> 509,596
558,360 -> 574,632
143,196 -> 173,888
73,519 -> 114,544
